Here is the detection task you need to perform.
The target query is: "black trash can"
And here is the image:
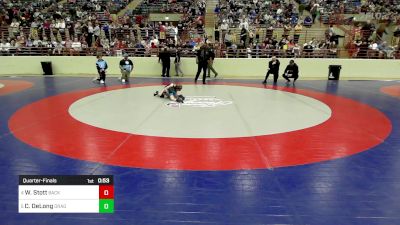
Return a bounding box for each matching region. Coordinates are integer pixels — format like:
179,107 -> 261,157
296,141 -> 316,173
328,65 -> 341,80
41,61 -> 53,75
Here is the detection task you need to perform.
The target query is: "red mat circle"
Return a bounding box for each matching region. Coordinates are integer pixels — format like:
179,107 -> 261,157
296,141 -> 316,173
8,83 -> 392,170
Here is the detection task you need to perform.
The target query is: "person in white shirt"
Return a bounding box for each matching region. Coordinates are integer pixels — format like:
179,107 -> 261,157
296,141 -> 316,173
220,20 -> 229,42
70,38 -> 82,55
93,23 -> 101,40
10,19 -> 20,37
0,40 -> 11,54
59,20 -> 66,33
369,42 -> 378,50
33,38 -> 42,47
95,3 -> 101,11
88,22 -> 94,47
150,36 -> 159,47
53,41 -> 63,55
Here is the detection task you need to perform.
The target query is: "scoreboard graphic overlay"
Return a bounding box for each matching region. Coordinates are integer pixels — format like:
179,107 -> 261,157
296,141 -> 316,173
18,175 -> 114,213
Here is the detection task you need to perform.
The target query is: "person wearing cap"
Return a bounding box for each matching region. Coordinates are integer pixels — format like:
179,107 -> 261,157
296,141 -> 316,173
119,53 -> 134,83
262,56 -> 280,84
282,60 -> 299,83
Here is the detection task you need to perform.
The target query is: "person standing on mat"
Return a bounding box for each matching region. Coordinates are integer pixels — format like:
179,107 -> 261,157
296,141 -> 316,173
263,56 -> 280,84
207,44 -> 218,78
282,59 -> 299,83
195,44 -> 210,84
158,47 -> 171,77
95,54 -> 108,85
119,53 -> 134,83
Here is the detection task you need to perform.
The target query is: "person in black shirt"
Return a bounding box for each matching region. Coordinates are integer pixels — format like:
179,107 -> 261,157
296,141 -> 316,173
158,47 -> 171,77
119,53 -> 134,83
282,60 -> 299,83
262,56 -> 280,84
194,44 -> 210,84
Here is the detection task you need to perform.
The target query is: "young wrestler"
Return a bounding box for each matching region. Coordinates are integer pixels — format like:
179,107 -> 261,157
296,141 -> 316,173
153,83 -> 184,103
95,54 -> 108,84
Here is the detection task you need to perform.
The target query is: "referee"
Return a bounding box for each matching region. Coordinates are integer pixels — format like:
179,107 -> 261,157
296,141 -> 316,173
158,47 -> 171,77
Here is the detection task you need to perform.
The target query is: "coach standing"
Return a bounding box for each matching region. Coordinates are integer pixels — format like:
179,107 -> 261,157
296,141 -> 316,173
158,47 -> 171,77
119,53 -> 134,83
262,56 -> 280,84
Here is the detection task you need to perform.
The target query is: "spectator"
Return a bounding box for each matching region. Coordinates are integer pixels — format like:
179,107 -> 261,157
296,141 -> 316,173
240,27 -> 247,47
224,30 -> 233,47
71,37 -> 82,55
53,41 -> 63,55
304,16 -> 312,27
10,19 -> 20,37
0,39 -> 11,55
214,4 -> 221,14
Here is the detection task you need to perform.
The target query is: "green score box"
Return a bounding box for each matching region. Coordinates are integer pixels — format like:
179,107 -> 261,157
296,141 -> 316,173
99,199 -> 114,213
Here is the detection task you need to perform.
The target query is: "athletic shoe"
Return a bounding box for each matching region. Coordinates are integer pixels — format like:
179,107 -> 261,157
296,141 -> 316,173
100,80 -> 105,84
153,91 -> 159,96
214,73 -> 218,78
122,79 -> 126,83
262,81 -> 267,84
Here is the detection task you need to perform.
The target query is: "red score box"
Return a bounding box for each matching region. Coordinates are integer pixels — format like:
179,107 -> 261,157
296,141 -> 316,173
99,185 -> 114,199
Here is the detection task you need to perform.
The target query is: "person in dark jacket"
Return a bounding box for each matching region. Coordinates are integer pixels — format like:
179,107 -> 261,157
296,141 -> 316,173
158,47 -> 171,77
194,44 -> 210,84
282,59 -> 299,83
174,48 -> 184,77
207,44 -> 218,78
262,56 -> 280,84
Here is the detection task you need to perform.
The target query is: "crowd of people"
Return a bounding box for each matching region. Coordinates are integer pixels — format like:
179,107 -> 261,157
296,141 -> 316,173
0,0 -> 399,59
0,0 -> 210,56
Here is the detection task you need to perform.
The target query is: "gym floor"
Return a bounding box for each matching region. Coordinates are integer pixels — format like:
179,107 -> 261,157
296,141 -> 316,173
0,76 -> 400,225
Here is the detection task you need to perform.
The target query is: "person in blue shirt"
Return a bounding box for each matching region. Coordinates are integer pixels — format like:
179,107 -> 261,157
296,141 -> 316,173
95,54 -> 108,84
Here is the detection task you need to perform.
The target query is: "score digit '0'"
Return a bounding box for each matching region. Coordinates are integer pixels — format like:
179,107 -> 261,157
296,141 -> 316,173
98,178 -> 110,183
